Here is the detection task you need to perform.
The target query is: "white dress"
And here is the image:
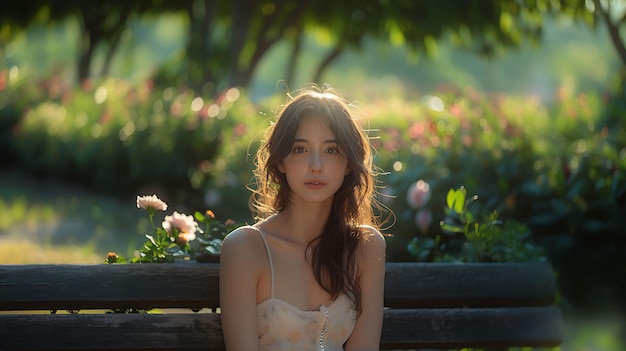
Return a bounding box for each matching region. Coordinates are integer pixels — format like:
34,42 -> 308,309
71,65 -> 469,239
254,227 -> 357,351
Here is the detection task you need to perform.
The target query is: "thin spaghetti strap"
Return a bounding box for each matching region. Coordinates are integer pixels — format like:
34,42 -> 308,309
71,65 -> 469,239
254,227 -> 275,298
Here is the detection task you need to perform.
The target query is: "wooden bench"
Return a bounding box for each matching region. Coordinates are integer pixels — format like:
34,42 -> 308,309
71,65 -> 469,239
0,262 -> 563,350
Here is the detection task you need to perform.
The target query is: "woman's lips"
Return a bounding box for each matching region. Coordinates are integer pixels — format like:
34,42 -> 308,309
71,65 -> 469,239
305,180 -> 326,189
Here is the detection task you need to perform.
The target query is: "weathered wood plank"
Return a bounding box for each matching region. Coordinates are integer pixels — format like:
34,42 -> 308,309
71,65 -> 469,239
0,307 -> 563,350
0,262 -> 556,310
0,313 -> 224,351
384,262 -> 557,308
0,263 -> 221,311
379,306 -> 563,349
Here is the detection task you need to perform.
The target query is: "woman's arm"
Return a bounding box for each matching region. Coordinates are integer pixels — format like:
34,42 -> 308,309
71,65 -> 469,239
345,227 -> 387,351
219,227 -> 262,351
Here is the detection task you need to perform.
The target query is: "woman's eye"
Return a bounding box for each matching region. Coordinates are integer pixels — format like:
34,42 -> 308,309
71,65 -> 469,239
326,147 -> 339,154
293,146 -> 306,153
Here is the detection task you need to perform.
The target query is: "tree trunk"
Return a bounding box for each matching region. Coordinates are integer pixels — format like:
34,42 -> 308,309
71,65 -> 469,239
312,46 -> 342,85
229,0 -> 253,88
78,14 -> 101,85
184,0 -> 216,93
231,1 -> 308,89
100,8 -> 131,77
285,29 -> 303,88
593,0 -> 626,69
77,29 -> 91,84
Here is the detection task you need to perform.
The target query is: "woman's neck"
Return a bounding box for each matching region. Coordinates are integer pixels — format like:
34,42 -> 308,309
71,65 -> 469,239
272,203 -> 332,245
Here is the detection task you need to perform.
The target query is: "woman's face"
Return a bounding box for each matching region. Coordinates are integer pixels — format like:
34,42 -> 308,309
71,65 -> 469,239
278,115 -> 349,207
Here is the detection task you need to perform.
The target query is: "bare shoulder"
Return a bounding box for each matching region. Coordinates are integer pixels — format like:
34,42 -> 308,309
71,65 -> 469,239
357,225 -> 386,261
221,225 -> 264,259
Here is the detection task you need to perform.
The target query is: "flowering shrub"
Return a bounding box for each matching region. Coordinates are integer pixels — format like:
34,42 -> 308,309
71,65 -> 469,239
406,179 -> 433,234
408,186 -> 546,262
2,74 -> 253,212
106,195 -> 240,263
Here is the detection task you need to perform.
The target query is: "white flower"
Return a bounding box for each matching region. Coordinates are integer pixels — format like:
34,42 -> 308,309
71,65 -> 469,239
406,180 -> 431,209
162,211 -> 198,240
136,195 -> 168,211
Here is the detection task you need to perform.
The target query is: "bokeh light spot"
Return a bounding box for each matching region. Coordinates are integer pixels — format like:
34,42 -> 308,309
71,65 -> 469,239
393,161 -> 403,171
153,99 -> 163,113
191,97 -> 204,112
94,87 -> 107,105
91,124 -> 102,139
424,95 -> 444,112
225,87 -> 240,103
207,104 -> 220,118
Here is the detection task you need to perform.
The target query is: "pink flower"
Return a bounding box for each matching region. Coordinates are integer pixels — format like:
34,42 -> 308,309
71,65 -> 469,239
162,211 -> 198,240
136,195 -> 168,211
414,209 -> 433,233
408,122 -> 426,140
406,180 -> 431,209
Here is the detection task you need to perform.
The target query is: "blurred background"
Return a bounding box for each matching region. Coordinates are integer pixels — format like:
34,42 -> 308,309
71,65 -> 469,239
1,1 -> 625,350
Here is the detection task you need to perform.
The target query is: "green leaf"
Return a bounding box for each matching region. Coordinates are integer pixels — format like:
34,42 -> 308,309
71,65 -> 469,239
440,223 -> 464,234
446,188 -> 456,210
452,187 -> 466,214
194,211 -> 205,222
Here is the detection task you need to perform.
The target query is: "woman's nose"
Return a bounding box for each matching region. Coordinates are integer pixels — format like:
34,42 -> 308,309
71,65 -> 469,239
309,153 -> 322,173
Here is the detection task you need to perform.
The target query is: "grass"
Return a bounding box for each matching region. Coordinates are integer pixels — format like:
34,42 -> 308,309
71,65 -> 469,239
0,237 -> 101,264
0,168 -> 142,264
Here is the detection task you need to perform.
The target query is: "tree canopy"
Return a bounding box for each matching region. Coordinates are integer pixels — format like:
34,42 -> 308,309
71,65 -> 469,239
1,0 -> 623,93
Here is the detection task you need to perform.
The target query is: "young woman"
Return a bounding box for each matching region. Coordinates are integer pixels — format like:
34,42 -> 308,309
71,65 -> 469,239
219,85 -> 386,351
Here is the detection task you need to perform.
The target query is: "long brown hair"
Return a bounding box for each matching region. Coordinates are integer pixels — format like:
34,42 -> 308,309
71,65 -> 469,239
250,86 -> 380,314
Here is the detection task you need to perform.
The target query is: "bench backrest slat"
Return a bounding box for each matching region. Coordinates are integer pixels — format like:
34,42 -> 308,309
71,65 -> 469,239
0,262 -> 556,311
0,263 -> 220,311
385,262 -> 556,307
0,307 -> 563,350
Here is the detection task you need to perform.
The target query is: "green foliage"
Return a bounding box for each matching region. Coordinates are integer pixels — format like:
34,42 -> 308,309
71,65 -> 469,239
1,72 -> 255,208
106,195 -> 242,264
107,203 -> 185,264
408,187 -> 546,263
194,210 -> 241,255
5,71 -> 623,266
361,85 -> 625,265
0,0 -> 566,90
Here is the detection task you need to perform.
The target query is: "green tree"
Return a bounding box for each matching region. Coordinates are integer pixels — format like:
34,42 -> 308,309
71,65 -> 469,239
4,0 -> 602,92
301,0 -> 551,84
0,0 -> 173,83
